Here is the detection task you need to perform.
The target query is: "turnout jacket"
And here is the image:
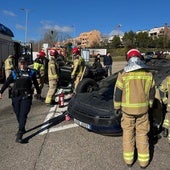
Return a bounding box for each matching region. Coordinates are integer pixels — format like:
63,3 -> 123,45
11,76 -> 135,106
33,58 -> 45,77
159,76 -> 170,111
71,55 -> 85,77
48,57 -> 59,80
114,69 -> 155,115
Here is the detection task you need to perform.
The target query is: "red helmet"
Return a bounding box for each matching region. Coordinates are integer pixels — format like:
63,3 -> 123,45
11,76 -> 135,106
72,47 -> 80,55
126,49 -> 142,61
37,51 -> 45,57
50,49 -> 58,56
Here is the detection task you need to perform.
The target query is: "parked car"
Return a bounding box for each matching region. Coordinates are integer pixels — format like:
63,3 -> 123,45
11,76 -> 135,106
67,58 -> 170,136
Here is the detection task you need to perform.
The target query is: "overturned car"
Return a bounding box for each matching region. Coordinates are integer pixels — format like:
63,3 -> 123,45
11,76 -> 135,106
58,62 -> 107,91
67,58 -> 170,136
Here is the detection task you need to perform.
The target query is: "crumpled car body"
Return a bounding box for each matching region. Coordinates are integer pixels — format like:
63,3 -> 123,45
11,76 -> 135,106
68,58 -> 170,136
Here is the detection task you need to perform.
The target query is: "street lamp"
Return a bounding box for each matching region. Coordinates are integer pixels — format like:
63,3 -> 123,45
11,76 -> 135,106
20,8 -> 31,43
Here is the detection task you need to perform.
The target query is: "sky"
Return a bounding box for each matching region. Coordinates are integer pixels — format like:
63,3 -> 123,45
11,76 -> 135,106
0,0 -> 170,43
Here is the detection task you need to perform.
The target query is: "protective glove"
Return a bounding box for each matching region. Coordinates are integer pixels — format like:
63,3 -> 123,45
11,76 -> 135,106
115,109 -> 121,116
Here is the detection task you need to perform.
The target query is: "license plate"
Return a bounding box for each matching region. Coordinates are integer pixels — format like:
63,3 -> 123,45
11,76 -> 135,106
74,119 -> 91,129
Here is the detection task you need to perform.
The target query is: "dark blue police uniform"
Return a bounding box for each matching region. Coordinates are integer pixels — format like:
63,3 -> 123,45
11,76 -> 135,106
0,66 -> 40,143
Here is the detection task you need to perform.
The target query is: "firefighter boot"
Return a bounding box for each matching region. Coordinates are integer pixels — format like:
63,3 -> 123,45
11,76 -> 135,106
162,128 -> 168,138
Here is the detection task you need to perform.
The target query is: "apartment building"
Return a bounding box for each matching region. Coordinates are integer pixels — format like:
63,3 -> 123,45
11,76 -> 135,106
148,23 -> 170,39
75,30 -> 101,48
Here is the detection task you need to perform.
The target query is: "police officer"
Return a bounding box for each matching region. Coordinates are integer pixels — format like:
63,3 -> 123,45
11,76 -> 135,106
33,51 -> 46,99
71,47 -> 85,90
45,49 -> 59,106
4,54 -> 16,79
159,76 -> 170,144
113,49 -> 155,169
0,57 -> 41,143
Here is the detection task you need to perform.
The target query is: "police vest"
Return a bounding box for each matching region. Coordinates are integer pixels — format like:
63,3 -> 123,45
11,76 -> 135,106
11,68 -> 35,96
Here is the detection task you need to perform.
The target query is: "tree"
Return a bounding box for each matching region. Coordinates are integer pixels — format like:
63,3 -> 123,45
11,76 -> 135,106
122,31 -> 136,48
110,36 -> 122,48
42,30 -> 71,48
135,32 -> 150,48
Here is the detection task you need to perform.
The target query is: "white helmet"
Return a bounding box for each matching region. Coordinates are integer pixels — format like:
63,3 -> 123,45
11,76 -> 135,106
124,57 -> 147,72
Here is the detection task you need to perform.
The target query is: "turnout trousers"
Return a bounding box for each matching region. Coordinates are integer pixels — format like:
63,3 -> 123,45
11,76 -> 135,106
121,112 -> 150,167
45,80 -> 57,104
74,75 -> 81,90
12,96 -> 32,133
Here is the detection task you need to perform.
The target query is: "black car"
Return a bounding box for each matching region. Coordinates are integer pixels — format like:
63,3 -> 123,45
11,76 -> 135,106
67,58 -> 170,136
58,63 -> 108,91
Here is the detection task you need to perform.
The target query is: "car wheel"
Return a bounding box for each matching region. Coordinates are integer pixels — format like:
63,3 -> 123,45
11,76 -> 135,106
76,78 -> 98,93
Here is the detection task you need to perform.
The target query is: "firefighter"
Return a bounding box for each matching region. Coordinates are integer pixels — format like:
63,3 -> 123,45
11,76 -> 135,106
159,76 -> 170,144
33,51 -> 46,99
71,47 -> 85,90
113,49 -> 155,169
0,57 -> 41,143
4,54 -> 16,79
45,49 -> 59,106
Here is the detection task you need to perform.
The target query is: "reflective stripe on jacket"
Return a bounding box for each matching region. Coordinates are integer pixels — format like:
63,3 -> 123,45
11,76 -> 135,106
48,58 -> 58,80
114,70 -> 155,115
33,59 -> 45,77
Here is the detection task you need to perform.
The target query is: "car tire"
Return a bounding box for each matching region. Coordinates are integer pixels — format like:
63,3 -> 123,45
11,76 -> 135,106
76,78 -> 98,93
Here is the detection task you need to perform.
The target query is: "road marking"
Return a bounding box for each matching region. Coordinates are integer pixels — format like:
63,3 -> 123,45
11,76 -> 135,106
39,93 -> 77,135
39,105 -> 57,135
47,123 -> 78,134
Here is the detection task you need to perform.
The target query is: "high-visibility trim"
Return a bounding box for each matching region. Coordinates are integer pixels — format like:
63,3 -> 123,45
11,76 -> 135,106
167,77 -> 170,83
162,97 -> 168,103
168,134 -> 170,141
45,97 -> 52,104
121,74 -> 152,108
123,152 -> 134,161
34,62 -> 41,70
149,100 -> 153,106
114,101 -> 121,107
163,119 -> 169,127
116,80 -> 123,89
138,153 -> 149,162
121,102 -> 149,108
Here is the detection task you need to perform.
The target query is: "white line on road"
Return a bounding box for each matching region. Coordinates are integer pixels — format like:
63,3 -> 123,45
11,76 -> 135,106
46,123 -> 78,134
39,105 -> 57,135
39,94 -> 78,135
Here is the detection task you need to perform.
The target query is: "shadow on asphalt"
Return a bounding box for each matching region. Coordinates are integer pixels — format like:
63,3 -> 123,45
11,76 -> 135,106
21,111 -> 68,144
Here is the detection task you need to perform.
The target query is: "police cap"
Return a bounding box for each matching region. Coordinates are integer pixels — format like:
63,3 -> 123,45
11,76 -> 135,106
18,57 -> 27,63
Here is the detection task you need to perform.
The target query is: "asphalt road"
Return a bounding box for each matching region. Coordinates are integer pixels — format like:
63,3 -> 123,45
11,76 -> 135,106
0,61 -> 170,170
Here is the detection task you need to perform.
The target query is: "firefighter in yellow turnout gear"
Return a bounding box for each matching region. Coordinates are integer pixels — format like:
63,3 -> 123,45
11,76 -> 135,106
5,55 -> 16,79
33,51 -> 45,98
45,49 -> 59,105
159,76 -> 170,144
71,47 -> 85,91
113,49 -> 155,169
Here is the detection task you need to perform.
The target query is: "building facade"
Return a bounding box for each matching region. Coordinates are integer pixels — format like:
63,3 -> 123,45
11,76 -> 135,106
148,23 -> 170,39
75,30 -> 101,48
